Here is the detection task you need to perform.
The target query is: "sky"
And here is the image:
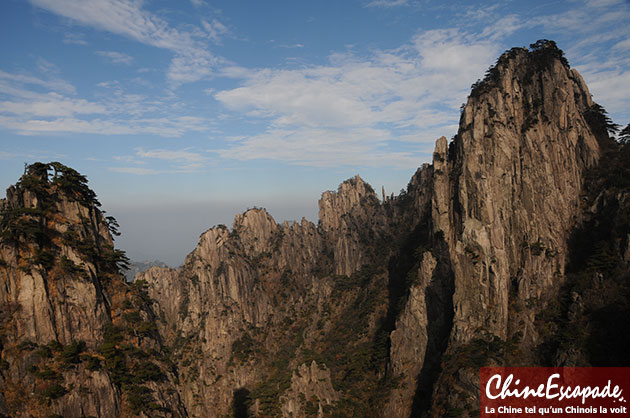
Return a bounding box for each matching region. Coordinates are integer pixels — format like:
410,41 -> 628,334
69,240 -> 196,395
1,0 -> 629,266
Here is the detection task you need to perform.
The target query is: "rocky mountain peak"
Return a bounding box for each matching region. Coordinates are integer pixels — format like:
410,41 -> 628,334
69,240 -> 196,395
426,41 -> 609,413
0,162 -> 185,417
318,174 -> 377,232
233,208 -> 280,255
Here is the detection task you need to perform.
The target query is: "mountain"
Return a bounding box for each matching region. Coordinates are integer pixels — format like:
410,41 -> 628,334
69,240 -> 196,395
125,260 -> 169,282
1,40 -> 628,418
0,163 -> 186,417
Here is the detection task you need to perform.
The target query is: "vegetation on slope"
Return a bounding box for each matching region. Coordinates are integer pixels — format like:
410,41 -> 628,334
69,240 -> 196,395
0,162 -> 182,417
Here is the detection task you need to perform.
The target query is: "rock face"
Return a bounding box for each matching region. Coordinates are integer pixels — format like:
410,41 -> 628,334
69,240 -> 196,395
139,175 -> 403,417
384,252 -> 437,417
281,361 -> 339,418
318,175 -> 388,276
124,260 -> 168,282
427,44 -> 603,414
436,46 -> 598,345
0,163 -> 185,417
2,41 -> 627,418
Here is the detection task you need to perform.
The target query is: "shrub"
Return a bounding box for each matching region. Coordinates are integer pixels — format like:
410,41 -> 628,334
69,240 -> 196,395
36,366 -> 61,381
34,249 -> 55,271
231,333 -> 255,362
59,340 -> 86,367
59,256 -> 82,275
83,354 -> 101,371
17,340 -> 38,351
137,321 -> 157,337
42,383 -> 68,400
46,340 -> 63,352
125,384 -> 155,414
135,361 -> 164,382
122,311 -> 142,323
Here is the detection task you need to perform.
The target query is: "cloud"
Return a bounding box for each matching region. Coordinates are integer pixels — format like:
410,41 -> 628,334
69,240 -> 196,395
29,0 -> 217,85
108,167 -> 160,175
479,15 -> 524,41
136,147 -> 205,163
213,0 -> 630,168
215,127 -> 422,168
277,43 -> 305,49
532,2 -> 628,35
0,69 -> 76,95
214,28 -> 498,168
0,115 -> 207,137
0,95 -> 106,117
201,19 -> 229,44
166,50 -> 217,85
585,0 -> 624,7
0,69 -> 210,137
365,0 -> 408,7
63,32 -> 88,45
109,147 -> 208,174
612,39 -> 630,51
96,50 -> 133,65
0,149 -> 66,161
36,58 -> 61,75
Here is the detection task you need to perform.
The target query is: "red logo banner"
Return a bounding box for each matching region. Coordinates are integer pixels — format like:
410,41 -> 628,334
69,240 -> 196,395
480,367 -> 630,417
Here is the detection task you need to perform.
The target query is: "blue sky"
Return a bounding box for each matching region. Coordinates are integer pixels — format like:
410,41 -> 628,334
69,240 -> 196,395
1,0 -> 629,265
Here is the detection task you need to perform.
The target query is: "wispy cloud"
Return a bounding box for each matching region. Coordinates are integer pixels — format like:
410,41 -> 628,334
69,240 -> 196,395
365,0 -> 409,7
109,147 -> 209,174
29,0 -> 218,85
0,69 -> 209,137
215,127 -> 420,168
108,167 -> 160,175
0,115 -> 207,137
214,28 -> 498,167
63,32 -> 87,45
0,149 -> 67,161
0,94 -> 106,117
136,148 -> 206,164
96,50 -> 133,65
0,69 -> 76,95
201,19 -> 229,44
277,43 -> 305,49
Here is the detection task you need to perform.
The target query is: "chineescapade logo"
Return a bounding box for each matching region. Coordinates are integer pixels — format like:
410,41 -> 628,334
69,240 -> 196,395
480,368 -> 630,417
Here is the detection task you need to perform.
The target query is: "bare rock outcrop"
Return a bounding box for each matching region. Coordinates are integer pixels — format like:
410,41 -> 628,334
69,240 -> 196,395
384,252 -> 437,417
318,175 -> 388,276
427,43 -> 602,414
439,45 -> 598,341
280,361 -> 339,417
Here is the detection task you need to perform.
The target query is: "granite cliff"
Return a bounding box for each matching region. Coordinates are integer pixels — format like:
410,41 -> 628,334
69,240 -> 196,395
0,163 -> 186,417
1,40 -> 628,417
